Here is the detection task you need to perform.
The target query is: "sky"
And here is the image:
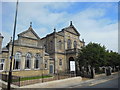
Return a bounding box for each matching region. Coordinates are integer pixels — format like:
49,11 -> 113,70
0,1 -> 119,52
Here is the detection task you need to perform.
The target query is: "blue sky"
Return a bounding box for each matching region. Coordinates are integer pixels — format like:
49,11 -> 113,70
1,1 -> 118,52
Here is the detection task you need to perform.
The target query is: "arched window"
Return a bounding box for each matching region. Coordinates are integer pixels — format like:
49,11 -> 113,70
45,60 -> 48,69
67,39 -> 71,49
25,53 -> 32,69
34,53 -> 41,69
74,41 -> 77,48
14,52 -> 21,70
58,40 -> 62,50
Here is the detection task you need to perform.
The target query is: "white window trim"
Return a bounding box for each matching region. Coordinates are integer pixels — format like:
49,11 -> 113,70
13,69 -> 21,71
24,68 -> 31,70
34,68 -> 40,70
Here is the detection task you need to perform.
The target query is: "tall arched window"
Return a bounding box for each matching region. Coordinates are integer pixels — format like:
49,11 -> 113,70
34,53 -> 41,69
74,41 -> 77,48
67,39 -> 71,49
25,53 -> 32,69
58,40 -> 62,50
14,52 -> 21,70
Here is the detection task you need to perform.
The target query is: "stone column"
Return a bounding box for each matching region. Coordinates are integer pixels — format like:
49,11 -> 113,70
54,33 -> 58,74
31,56 -> 34,69
21,56 -> 25,70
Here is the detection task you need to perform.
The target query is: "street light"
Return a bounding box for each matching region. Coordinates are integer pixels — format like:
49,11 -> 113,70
7,0 -> 19,90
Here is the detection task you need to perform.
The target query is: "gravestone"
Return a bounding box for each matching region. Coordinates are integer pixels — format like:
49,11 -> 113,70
106,66 -> 112,76
90,67 -> 95,78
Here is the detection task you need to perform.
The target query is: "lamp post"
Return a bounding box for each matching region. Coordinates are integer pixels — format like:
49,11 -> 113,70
7,0 -> 19,90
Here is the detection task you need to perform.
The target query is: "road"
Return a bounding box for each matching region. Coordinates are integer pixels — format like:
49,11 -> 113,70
86,77 -> 119,88
67,74 -> 119,88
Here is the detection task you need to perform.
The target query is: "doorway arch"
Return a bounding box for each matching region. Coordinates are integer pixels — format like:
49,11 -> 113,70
68,57 -> 75,71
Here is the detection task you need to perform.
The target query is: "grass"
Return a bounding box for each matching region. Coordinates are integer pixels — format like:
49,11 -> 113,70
20,75 -> 52,81
2,75 -> 52,82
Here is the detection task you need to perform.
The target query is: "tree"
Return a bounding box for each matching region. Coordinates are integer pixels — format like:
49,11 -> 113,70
76,42 -> 120,74
106,51 -> 120,70
76,42 -> 107,73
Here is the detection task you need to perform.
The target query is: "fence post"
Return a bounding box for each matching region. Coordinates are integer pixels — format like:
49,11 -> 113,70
19,76 -> 20,87
42,74 -> 43,83
70,72 -> 71,77
57,73 -> 59,80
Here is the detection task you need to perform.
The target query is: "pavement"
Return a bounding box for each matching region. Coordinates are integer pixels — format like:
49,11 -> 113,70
0,79 -> 19,89
20,76 -> 82,88
67,72 -> 119,88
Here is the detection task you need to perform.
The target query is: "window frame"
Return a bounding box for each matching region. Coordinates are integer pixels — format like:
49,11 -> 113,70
34,53 -> 41,69
25,52 -> 32,70
14,52 -> 21,70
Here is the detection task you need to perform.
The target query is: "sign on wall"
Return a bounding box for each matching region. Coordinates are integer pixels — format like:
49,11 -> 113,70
70,61 -> 75,71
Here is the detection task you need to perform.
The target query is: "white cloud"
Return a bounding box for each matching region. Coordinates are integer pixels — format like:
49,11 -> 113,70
2,31 -> 11,47
69,9 -> 118,52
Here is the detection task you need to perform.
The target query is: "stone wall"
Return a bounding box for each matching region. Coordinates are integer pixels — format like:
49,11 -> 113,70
2,70 -> 49,77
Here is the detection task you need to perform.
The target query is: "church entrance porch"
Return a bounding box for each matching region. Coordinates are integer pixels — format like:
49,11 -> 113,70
68,57 -> 76,76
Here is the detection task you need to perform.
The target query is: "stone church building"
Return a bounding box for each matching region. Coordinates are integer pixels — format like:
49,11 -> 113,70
0,21 -> 85,76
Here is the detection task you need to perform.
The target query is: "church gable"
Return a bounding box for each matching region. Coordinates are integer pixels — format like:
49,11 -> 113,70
64,26 -> 80,36
66,27 -> 79,36
63,21 -> 80,36
22,30 -> 38,39
18,27 -> 40,40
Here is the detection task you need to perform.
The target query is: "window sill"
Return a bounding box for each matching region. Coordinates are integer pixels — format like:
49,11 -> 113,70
24,69 -> 31,70
13,69 -> 21,71
34,68 -> 40,70
0,70 -> 4,72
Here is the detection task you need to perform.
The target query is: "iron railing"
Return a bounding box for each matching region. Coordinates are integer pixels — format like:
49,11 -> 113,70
0,73 -> 76,87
